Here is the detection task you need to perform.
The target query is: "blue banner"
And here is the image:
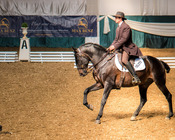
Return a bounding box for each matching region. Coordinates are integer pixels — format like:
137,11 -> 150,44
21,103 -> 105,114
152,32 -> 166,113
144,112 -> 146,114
0,16 -> 97,37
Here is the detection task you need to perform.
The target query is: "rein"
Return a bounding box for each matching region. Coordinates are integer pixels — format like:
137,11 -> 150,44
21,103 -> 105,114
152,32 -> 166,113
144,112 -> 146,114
77,48 -> 115,73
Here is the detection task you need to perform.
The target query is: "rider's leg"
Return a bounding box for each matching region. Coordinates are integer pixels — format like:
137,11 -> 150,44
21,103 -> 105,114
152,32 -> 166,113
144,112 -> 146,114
122,51 -> 141,85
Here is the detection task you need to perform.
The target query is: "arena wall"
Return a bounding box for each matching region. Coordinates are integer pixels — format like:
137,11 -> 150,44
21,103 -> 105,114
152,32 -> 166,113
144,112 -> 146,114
0,0 -> 175,48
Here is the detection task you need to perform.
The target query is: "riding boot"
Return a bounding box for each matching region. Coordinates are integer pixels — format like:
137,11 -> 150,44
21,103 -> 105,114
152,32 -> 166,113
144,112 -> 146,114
125,61 -> 141,85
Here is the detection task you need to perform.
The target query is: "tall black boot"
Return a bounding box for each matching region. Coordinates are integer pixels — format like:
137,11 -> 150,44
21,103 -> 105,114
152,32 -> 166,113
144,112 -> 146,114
125,62 -> 141,85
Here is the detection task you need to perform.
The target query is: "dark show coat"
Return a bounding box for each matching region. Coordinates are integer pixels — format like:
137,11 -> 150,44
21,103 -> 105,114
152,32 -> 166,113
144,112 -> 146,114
111,21 -> 142,57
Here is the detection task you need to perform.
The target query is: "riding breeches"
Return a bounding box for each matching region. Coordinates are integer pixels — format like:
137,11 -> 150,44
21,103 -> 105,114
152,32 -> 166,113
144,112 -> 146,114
122,51 -> 129,65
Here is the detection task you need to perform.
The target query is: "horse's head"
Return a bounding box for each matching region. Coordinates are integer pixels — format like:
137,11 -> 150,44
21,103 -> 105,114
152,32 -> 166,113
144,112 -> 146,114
72,47 -> 90,77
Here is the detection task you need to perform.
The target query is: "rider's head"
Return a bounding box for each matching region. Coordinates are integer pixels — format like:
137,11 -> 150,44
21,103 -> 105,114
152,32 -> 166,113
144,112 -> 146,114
114,11 -> 127,24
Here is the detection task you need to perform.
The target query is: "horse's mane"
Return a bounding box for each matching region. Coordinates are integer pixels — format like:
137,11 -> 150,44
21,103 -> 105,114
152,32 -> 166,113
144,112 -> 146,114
81,43 -> 107,52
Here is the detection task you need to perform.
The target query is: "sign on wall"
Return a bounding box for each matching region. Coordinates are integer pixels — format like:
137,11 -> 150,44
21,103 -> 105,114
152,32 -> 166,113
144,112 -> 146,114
0,16 -> 97,37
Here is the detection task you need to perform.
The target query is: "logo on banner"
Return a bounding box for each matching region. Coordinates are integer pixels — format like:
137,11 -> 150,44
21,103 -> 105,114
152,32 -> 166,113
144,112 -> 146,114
72,17 -> 93,35
0,18 -> 15,34
78,18 -> 88,29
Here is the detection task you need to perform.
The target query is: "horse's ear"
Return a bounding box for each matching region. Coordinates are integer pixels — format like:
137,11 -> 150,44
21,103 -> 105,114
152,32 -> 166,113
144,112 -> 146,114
72,47 -> 78,53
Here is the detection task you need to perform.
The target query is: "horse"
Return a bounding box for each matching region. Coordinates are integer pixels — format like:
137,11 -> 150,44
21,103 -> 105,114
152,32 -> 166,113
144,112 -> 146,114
72,43 -> 173,124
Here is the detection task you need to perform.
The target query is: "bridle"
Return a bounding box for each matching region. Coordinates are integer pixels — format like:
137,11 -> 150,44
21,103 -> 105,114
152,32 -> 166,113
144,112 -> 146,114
76,48 -> 93,73
76,48 -> 112,73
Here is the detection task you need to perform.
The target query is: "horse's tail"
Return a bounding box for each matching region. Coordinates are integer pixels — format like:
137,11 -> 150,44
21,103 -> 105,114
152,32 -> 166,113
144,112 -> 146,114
161,60 -> 170,73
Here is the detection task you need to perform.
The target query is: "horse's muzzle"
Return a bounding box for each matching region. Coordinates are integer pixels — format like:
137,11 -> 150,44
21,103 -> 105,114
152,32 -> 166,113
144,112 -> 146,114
79,69 -> 88,77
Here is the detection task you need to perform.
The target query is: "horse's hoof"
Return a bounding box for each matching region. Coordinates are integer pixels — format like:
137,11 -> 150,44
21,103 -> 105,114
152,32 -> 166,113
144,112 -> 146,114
130,116 -> 137,121
89,104 -> 93,111
95,120 -> 101,124
165,113 -> 173,120
165,116 -> 171,120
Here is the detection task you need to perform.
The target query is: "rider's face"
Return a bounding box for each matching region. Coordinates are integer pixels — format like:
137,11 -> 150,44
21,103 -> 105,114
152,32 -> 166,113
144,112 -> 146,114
115,17 -> 122,24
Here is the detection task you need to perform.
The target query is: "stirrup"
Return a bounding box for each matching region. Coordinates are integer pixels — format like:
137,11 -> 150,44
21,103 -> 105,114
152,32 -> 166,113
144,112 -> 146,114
132,77 -> 141,85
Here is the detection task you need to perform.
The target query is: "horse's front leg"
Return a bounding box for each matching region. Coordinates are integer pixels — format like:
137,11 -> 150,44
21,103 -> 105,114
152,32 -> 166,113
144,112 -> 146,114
83,82 -> 103,111
96,83 -> 113,124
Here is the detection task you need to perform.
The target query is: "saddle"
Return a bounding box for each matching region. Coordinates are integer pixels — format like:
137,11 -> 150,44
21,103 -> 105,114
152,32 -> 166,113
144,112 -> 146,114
114,53 -> 145,89
115,53 -> 145,72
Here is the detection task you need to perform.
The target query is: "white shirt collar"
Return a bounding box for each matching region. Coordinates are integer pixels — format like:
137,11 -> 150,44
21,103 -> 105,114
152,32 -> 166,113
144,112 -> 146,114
119,21 -> 123,27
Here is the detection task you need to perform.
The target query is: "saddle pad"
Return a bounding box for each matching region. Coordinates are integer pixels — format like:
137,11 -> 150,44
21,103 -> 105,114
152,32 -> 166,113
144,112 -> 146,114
115,54 -> 146,72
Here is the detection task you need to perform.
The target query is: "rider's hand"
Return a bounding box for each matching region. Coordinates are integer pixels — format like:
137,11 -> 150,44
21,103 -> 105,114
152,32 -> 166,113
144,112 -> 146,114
107,45 -> 115,51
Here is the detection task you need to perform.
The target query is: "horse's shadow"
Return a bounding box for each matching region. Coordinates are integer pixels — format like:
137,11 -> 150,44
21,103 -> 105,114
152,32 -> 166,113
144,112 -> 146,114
90,111 -> 170,122
97,110 -> 174,122
111,110 -> 171,120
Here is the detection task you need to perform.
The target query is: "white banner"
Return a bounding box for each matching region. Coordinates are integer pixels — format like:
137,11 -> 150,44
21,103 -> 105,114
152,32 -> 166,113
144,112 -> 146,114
126,20 -> 175,37
99,15 -> 175,37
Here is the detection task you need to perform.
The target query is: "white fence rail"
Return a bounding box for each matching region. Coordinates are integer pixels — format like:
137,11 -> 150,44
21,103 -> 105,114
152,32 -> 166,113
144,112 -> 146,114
0,51 -> 18,62
0,51 -> 175,68
157,57 -> 175,68
30,51 -> 75,62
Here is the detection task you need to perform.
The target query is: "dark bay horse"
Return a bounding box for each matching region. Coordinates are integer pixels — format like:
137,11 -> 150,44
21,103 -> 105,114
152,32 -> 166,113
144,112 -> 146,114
73,43 -> 173,124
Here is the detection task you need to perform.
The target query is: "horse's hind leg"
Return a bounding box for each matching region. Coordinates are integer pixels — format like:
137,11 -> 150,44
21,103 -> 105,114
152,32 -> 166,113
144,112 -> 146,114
83,82 -> 103,111
155,82 -> 173,119
131,85 -> 148,121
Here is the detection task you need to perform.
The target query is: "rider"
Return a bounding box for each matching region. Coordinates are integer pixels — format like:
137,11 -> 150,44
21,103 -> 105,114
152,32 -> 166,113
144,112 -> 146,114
107,11 -> 143,85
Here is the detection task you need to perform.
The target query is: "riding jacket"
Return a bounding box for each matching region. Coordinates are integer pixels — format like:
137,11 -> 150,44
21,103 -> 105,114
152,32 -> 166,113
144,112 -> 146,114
111,21 -> 142,57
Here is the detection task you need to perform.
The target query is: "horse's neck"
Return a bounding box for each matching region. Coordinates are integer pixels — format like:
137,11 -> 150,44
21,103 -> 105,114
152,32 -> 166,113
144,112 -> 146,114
84,48 -> 106,66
